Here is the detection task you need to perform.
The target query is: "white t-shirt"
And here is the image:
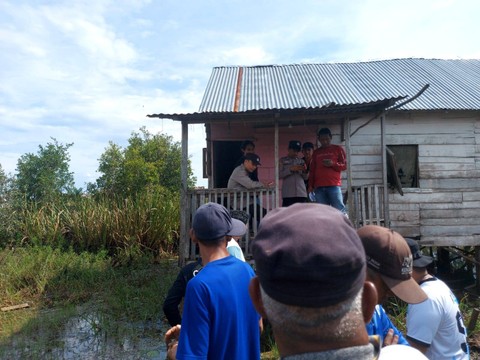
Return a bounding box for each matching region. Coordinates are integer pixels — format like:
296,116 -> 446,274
226,238 -> 245,262
407,277 -> 469,360
379,344 -> 428,360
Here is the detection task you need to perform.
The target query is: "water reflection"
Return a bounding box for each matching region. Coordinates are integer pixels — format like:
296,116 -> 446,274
2,309 -> 169,359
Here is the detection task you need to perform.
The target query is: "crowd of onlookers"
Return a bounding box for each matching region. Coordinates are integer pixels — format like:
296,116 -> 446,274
161,128 -> 469,360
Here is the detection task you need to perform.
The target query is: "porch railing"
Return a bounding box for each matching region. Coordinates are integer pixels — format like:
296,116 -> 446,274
349,184 -> 386,228
184,188 -> 276,260
180,184 -> 385,262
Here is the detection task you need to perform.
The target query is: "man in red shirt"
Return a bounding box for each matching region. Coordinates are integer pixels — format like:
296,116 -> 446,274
308,128 -> 347,214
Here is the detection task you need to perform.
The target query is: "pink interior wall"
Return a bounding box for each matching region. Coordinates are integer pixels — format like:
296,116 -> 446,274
210,122 -> 344,186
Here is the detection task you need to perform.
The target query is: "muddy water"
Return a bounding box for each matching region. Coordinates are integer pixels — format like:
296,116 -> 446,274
2,310 -> 170,359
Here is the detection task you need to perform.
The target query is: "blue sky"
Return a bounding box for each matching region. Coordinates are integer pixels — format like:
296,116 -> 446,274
1,0 -> 479,188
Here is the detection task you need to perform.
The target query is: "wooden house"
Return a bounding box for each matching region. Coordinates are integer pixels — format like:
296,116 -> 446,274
149,58 -> 480,265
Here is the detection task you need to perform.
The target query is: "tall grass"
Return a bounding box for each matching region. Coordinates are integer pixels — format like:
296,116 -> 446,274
9,188 -> 180,258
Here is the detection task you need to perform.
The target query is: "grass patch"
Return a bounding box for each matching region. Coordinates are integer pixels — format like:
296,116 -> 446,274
0,245 -> 178,357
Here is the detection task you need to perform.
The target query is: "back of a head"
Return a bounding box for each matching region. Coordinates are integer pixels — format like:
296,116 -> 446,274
192,202 -> 246,243
252,204 -> 367,342
253,203 -> 365,303
252,203 -> 366,348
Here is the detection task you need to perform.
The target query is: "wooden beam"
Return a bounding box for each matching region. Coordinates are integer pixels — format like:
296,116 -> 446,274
381,112 -> 390,227
2,303 -> 29,312
274,120 -> 280,207
179,121 -> 189,267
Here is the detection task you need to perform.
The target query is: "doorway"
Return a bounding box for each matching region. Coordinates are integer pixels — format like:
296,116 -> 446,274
212,141 -> 243,188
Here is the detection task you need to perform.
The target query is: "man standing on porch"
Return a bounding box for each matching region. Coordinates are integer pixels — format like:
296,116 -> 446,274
308,127 -> 347,214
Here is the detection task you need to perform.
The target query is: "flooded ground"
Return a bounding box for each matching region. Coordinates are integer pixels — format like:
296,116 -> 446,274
0,308 -> 169,359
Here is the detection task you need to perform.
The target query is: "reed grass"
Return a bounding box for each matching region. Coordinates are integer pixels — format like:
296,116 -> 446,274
8,188 -> 180,258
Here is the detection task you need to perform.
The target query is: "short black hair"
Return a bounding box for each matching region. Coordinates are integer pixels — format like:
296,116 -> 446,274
240,140 -> 255,150
317,128 -> 332,137
302,142 -> 314,150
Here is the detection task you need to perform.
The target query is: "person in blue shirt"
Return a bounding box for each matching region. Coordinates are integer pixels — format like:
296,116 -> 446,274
367,305 -> 409,345
165,203 -> 260,360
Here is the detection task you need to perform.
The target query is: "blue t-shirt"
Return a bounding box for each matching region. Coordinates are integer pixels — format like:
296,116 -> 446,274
176,256 -> 260,360
366,305 -> 409,345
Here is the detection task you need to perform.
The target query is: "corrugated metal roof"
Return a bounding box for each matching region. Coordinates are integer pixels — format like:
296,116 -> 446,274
198,58 -> 480,112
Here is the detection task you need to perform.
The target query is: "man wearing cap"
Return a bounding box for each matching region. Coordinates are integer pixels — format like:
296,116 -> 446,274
228,153 -> 268,226
233,140 -> 259,181
249,203 -> 427,359
405,238 -> 469,359
165,202 -> 260,360
228,152 -> 265,190
357,225 -> 428,348
279,140 -> 308,206
308,127 -> 347,214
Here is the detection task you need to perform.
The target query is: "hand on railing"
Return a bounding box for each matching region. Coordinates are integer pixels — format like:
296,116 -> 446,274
265,181 -> 275,188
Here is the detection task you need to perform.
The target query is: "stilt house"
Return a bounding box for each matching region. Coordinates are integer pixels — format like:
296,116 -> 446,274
149,58 -> 480,265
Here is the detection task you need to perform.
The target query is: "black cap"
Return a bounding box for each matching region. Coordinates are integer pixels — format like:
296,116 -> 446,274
192,203 -> 246,241
288,140 -> 301,151
405,238 -> 434,268
244,153 -> 261,165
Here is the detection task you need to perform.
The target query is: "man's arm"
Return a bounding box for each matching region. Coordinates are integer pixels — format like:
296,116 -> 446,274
162,270 -> 188,326
230,166 -> 264,189
376,305 -> 409,346
407,336 -> 429,354
279,158 -> 292,179
332,146 -> 347,172
163,262 -> 200,326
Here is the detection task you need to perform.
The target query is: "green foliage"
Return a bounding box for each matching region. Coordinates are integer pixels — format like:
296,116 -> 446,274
91,127 -> 195,197
0,165 -> 22,246
14,188 -> 180,257
0,245 -> 111,307
14,138 -> 77,202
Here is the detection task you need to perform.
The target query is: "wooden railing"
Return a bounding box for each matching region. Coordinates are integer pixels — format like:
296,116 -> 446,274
349,184 -> 386,228
184,188 -> 277,259
180,184 -> 386,262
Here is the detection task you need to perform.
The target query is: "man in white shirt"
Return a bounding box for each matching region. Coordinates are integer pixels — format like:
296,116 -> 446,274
405,238 -> 469,360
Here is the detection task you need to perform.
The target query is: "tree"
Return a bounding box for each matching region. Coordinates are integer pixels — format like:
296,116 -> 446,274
0,163 -> 7,202
91,127 -> 195,196
15,138 -> 76,202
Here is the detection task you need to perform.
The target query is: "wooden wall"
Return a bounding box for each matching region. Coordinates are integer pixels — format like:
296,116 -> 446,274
350,110 -> 480,246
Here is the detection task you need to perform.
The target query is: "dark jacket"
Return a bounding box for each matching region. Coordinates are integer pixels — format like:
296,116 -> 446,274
162,259 -> 203,326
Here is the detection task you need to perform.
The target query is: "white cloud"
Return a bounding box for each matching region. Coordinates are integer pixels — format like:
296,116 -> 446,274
0,0 -> 479,189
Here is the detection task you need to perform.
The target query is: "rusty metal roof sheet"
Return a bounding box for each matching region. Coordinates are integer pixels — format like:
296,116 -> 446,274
198,58 -> 480,112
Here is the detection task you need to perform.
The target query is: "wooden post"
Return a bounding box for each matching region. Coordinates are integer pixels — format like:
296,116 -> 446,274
179,120 -> 189,267
476,246 -> 480,293
381,112 -> 390,227
345,116 -> 353,222
274,119 -> 280,208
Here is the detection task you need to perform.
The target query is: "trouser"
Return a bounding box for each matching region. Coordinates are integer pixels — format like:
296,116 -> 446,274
313,186 -> 346,214
282,197 -> 307,207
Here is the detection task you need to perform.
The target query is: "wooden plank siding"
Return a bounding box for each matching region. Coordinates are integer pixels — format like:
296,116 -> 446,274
350,111 -> 480,246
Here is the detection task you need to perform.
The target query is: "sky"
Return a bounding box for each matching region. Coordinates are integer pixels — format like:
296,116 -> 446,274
1,0 -> 479,189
